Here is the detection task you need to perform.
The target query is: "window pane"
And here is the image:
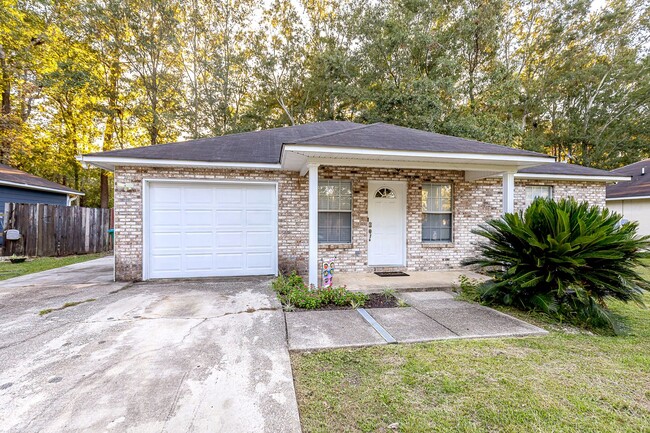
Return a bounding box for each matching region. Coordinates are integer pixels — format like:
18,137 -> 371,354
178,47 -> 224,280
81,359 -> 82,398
318,212 -> 352,243
422,213 -> 452,242
422,183 -> 452,212
525,186 -> 552,206
318,180 -> 352,211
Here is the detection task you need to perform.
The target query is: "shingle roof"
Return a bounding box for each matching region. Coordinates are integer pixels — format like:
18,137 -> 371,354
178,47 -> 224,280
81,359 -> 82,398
285,122 -> 547,157
607,159 -> 650,199
0,163 -> 81,195
84,121 -> 549,163
518,162 -> 624,177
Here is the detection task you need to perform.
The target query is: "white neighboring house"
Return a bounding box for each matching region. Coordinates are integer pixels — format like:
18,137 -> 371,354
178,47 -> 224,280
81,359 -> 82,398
607,159 -> 650,237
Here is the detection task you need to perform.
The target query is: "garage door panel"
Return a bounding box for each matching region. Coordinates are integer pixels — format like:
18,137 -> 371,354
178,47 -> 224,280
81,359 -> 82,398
247,231 -> 274,247
150,186 -> 182,205
185,232 -> 214,248
246,210 -> 273,226
216,231 -> 245,247
184,188 -> 213,204
150,210 -> 182,226
150,255 -> 182,272
246,188 -> 274,205
147,182 -> 277,279
216,210 -> 244,226
215,253 -> 245,271
246,252 -> 273,269
216,187 -> 244,207
184,210 -> 213,226
151,232 -> 182,249
184,254 -> 214,271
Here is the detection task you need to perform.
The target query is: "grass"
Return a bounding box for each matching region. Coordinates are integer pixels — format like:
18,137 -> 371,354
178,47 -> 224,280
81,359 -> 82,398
292,262 -> 650,433
39,298 -> 96,316
0,253 -> 106,281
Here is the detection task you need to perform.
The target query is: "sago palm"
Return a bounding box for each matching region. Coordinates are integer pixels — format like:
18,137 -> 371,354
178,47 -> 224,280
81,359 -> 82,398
464,198 -> 650,332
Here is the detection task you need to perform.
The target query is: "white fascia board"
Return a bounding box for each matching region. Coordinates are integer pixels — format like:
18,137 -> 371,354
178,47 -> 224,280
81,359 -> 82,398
0,180 -> 84,196
605,195 -> 650,201
77,155 -> 282,172
514,173 -> 631,182
282,144 -> 554,165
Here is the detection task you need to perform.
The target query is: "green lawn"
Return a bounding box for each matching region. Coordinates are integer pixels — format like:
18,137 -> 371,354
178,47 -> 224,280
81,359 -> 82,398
292,263 -> 650,433
0,253 -> 107,281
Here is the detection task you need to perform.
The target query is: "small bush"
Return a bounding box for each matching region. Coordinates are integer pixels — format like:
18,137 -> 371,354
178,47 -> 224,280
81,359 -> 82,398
464,198 -> 650,333
272,272 -> 368,309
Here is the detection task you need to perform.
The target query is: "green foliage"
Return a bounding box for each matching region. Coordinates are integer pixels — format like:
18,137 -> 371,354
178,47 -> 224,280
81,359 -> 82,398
272,272 -> 368,310
464,198 -> 650,333
1,0 -> 649,206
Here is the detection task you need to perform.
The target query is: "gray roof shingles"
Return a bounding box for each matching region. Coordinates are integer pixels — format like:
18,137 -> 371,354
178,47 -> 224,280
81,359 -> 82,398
84,121 -> 550,163
607,159 -> 650,199
0,163 -> 81,194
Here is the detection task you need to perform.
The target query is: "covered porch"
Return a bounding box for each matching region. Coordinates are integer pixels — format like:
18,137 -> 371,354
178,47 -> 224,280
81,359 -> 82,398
335,270 -> 489,294
281,136 -> 553,287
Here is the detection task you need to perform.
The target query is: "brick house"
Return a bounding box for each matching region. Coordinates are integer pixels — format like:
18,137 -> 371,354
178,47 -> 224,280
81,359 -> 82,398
78,121 -> 629,284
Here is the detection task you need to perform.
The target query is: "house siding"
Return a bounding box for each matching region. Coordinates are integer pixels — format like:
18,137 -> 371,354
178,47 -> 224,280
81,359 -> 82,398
0,186 -> 69,246
113,166 -> 608,281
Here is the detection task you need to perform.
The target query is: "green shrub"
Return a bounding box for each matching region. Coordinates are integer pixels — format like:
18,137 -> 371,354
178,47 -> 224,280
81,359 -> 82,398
272,272 -> 368,309
464,198 -> 650,333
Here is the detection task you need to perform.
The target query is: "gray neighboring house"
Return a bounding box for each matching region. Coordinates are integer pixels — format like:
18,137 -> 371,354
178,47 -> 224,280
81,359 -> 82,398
78,121 -> 630,284
607,159 -> 650,237
0,163 -> 83,246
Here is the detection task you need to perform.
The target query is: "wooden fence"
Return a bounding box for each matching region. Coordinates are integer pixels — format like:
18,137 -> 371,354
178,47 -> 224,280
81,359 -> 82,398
2,203 -> 113,257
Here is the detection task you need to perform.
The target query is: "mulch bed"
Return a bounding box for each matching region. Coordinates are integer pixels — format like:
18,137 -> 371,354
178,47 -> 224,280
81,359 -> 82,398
291,293 -> 404,311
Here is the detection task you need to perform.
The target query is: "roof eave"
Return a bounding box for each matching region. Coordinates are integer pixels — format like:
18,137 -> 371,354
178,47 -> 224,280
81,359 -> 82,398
606,194 -> 650,201
76,155 -> 283,172
0,180 -> 84,196
514,173 -> 630,182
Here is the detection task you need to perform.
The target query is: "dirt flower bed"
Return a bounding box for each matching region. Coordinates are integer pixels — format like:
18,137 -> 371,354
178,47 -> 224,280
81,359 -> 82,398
272,273 -> 406,311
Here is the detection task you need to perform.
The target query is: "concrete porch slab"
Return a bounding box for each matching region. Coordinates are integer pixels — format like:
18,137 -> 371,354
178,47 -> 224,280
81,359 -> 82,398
285,309 -> 386,351
336,270 -> 488,293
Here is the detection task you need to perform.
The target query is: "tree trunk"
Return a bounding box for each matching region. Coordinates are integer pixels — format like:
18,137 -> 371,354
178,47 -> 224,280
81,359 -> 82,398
100,58 -> 120,208
0,46 -> 10,115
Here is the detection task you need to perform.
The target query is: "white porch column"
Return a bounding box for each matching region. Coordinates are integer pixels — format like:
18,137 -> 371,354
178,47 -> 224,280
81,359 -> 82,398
308,163 -> 320,287
502,172 -> 515,214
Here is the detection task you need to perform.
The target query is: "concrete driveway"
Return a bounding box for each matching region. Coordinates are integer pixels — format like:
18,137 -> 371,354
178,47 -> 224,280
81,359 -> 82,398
0,257 -> 301,433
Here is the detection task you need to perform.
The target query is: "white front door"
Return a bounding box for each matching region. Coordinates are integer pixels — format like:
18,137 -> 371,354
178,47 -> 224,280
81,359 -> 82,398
367,180 -> 406,266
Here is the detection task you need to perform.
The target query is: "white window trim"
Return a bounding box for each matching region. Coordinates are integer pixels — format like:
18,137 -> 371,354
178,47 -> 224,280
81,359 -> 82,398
318,179 -> 353,245
422,183 -> 453,243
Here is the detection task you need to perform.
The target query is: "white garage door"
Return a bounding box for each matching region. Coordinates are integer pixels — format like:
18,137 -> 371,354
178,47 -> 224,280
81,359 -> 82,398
146,182 -> 277,279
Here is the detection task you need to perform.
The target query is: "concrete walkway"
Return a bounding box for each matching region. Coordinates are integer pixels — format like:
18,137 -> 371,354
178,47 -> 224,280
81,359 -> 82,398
285,291 -> 547,351
0,258 -> 301,433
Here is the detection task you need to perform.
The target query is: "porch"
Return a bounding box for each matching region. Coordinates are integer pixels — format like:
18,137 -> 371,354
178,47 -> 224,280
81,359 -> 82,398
335,270 -> 489,294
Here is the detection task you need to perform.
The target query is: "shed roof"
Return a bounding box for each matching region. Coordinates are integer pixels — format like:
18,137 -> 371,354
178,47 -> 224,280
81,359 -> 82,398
0,163 -> 82,195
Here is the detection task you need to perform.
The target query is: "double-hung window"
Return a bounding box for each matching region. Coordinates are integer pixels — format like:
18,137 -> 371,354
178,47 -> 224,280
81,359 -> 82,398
318,180 -> 352,244
422,183 -> 452,243
525,185 -> 553,207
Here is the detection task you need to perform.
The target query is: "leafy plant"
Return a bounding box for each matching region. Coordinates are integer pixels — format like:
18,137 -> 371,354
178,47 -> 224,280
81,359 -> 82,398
272,272 -> 368,310
454,275 -> 482,302
381,287 -> 396,299
464,198 -> 650,333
